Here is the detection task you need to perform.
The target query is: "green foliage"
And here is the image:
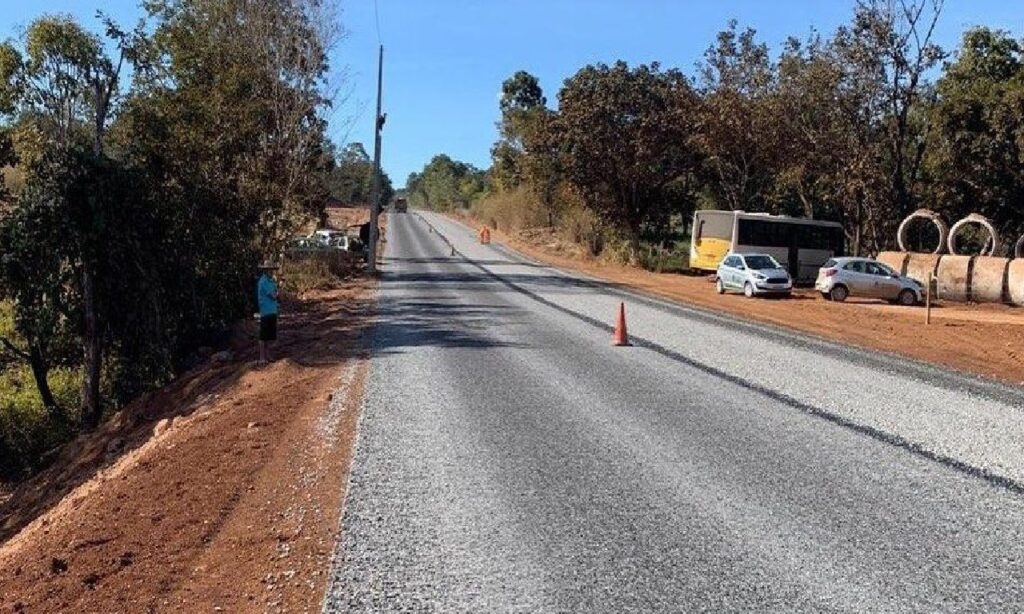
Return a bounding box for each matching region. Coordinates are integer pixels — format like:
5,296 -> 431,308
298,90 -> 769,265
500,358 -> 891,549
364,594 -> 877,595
0,364 -> 80,480
558,61 -> 702,262
446,1 -> 968,259
925,27 -> 1024,243
490,71 -> 548,192
0,2 -> 339,478
325,141 -> 394,208
406,154 -> 488,211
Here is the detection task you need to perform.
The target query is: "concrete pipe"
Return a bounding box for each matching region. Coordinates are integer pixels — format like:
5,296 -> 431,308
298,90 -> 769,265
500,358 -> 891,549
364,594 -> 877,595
948,213 -> 1000,256
897,209 -> 948,254
904,253 -> 943,286
971,256 -> 1009,304
936,255 -> 972,302
876,251 -> 909,276
1008,259 -> 1024,306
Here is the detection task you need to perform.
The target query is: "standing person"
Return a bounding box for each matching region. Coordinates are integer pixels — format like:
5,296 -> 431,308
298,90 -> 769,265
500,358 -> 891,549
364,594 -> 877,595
256,260 -> 279,365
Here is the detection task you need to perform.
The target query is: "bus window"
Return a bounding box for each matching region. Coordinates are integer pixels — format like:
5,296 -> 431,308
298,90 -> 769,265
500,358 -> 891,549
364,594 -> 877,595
738,219 -> 791,248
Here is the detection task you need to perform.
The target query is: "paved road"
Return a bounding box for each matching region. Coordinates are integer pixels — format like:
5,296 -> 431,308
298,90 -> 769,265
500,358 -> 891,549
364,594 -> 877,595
324,211 -> 1024,612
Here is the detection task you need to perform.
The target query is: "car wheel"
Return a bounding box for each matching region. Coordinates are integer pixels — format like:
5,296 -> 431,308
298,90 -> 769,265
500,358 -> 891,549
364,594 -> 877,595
744,282 -> 755,298
716,278 -> 725,294
898,289 -> 917,306
830,285 -> 849,302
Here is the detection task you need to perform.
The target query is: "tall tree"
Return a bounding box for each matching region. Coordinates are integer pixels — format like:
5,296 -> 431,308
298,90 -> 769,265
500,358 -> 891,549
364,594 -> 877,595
490,71 -> 547,192
0,15 -> 133,424
830,0 -> 945,252
697,21 -> 782,213
926,27 -> 1024,244
558,61 -> 702,262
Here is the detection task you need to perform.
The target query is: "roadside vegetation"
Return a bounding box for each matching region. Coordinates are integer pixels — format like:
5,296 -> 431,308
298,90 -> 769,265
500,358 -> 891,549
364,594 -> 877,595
0,1 -> 370,482
407,0 -> 1024,269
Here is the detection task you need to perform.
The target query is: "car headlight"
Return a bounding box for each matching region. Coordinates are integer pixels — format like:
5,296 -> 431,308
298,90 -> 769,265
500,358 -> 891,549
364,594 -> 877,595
754,273 -> 766,280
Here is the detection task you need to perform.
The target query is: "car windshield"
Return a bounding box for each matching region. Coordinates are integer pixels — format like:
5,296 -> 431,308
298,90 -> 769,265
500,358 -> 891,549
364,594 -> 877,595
743,255 -> 780,270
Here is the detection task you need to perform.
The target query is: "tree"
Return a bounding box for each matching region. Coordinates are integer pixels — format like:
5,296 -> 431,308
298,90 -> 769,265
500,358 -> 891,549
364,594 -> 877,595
697,21 -> 783,213
828,0 -> 945,253
557,61 -> 702,262
0,15 -> 134,425
490,71 -> 547,192
406,154 -> 488,210
925,27 -> 1024,245
326,141 -> 393,207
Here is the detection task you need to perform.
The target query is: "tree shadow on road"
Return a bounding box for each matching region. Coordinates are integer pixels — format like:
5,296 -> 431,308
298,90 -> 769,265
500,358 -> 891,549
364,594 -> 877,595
363,297 -> 528,356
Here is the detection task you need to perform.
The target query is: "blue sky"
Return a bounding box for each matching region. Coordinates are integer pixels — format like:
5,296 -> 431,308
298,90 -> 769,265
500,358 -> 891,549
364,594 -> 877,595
1,1 -> 1021,186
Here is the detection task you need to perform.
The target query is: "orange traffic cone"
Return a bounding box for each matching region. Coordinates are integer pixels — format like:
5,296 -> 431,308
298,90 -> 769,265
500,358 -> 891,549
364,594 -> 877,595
612,302 -> 630,346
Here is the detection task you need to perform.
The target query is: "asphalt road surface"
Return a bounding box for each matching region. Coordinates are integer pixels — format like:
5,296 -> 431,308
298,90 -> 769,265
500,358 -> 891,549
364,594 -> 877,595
324,211 -> 1024,612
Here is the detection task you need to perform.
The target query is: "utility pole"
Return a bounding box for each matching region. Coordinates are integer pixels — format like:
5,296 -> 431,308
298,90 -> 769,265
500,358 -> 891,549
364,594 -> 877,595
367,45 -> 385,273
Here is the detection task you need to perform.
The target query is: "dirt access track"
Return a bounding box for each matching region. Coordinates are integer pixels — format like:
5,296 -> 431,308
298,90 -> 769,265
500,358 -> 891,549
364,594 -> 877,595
454,214 -> 1024,385
0,207 -> 378,612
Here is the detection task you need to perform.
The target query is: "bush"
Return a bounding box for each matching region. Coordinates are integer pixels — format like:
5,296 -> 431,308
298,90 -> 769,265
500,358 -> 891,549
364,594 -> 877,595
0,365 -> 80,481
558,205 -> 604,256
636,243 -> 691,273
280,253 -> 357,296
470,186 -> 550,232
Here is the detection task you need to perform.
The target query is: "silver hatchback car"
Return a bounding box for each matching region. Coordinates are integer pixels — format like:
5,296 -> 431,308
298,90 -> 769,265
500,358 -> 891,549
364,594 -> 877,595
816,257 -> 923,305
716,253 -> 793,298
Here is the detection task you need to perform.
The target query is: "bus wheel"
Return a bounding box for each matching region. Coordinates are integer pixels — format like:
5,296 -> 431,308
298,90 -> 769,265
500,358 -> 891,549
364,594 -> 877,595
744,282 -> 755,298
716,278 -> 725,294
830,285 -> 849,302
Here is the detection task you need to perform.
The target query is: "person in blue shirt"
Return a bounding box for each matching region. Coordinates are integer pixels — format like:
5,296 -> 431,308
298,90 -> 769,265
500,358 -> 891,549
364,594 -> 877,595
257,260 -> 280,365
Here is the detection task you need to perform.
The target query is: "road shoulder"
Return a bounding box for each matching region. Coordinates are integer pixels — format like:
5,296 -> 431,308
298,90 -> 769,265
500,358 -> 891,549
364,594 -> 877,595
0,282 -> 376,612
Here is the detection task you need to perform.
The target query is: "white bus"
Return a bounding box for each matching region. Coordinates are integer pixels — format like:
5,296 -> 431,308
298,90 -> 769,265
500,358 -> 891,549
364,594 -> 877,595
690,210 -> 845,283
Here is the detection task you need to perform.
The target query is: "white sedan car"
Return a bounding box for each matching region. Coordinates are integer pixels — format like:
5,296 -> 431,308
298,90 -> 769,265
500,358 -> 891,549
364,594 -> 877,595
716,253 -> 793,298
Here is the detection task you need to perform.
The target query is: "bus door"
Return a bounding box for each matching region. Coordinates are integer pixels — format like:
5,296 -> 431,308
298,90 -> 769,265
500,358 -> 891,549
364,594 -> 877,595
787,240 -> 799,281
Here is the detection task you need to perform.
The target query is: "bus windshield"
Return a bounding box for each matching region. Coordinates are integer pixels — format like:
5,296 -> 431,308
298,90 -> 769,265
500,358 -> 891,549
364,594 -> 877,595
744,255 -> 781,270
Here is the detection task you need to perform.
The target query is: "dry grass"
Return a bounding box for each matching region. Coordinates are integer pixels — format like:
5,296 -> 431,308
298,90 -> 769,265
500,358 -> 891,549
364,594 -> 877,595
281,252 -> 362,297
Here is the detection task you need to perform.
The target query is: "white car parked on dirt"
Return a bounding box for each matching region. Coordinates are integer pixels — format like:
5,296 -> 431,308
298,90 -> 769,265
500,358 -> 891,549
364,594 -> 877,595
716,253 -> 793,298
815,257 -> 922,305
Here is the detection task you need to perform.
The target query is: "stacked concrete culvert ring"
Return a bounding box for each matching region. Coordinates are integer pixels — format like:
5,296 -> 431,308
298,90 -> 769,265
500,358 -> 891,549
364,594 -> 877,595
948,213 -> 999,256
897,209 -> 948,254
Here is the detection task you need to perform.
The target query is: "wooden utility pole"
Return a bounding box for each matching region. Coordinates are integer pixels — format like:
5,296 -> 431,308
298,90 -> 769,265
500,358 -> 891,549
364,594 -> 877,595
368,45 -> 385,273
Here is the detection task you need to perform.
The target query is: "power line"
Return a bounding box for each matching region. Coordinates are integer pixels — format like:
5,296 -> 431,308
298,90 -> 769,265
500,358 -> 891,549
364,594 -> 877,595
374,0 -> 382,44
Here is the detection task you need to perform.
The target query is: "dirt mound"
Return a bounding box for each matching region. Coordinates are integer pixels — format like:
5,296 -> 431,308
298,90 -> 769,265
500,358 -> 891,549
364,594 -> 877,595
0,280 -> 376,611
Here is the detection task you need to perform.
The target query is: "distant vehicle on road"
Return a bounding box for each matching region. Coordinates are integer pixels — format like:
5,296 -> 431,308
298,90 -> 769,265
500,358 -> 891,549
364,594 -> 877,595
716,253 -> 793,298
393,198 -> 408,213
816,257 -> 922,305
691,210 -> 844,283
